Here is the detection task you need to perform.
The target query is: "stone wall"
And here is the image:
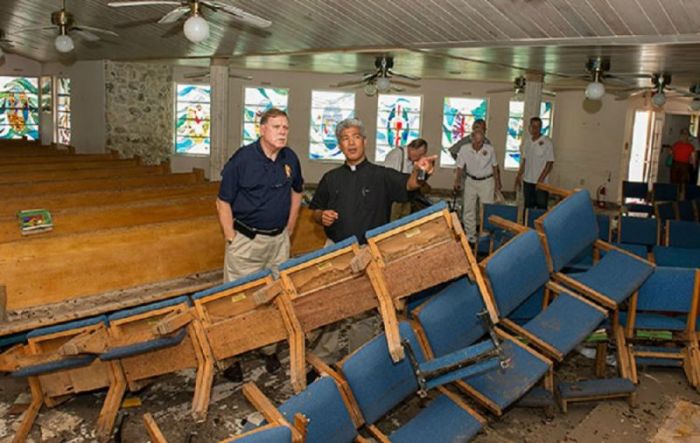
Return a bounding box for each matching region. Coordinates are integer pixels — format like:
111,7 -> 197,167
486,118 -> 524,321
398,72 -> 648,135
105,61 -> 172,163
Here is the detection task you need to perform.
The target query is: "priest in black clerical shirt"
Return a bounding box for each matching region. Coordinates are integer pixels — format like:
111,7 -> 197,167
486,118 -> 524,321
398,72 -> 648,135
310,118 -> 436,244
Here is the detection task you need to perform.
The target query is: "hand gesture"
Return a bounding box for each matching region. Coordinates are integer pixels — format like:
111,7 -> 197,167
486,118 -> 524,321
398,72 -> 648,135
320,210 -> 339,227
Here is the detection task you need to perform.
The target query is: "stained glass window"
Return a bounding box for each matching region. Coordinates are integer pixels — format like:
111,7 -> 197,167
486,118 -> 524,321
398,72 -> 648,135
40,76 -> 52,113
504,101 -> 553,170
175,84 -> 211,155
56,77 -> 71,145
441,97 -> 488,167
0,76 -> 39,140
309,90 -> 355,161
242,87 -> 288,146
375,94 -> 422,162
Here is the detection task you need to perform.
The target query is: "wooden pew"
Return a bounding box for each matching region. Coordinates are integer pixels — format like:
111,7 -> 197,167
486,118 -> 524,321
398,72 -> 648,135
0,182 -> 219,218
0,196 -> 215,242
0,163 -> 169,185
0,216 -> 223,310
0,157 -> 142,174
0,169 -> 205,198
0,152 -> 118,165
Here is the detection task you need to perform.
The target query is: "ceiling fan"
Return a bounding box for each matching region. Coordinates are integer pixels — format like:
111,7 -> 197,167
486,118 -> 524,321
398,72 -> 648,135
551,57 -> 640,100
0,31 -> 17,58
331,56 -> 421,96
486,76 -> 556,98
614,73 -> 700,108
12,0 -> 118,53
182,70 -> 252,81
108,0 -> 271,43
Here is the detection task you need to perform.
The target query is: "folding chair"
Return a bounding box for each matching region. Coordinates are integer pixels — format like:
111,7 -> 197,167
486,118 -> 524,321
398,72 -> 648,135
562,214 -> 614,271
676,200 -> 698,222
621,180 -> 652,216
365,201 -> 472,304
615,215 -> 658,258
652,246 -> 700,268
535,186 -> 654,313
337,321 -> 487,441
666,220 -> 700,248
525,207 -> 546,229
411,278 -> 554,416
191,269 -> 297,412
653,182 -> 679,202
623,268 -> 700,389
474,203 -> 518,255
0,316 -> 123,441
230,375 -> 359,443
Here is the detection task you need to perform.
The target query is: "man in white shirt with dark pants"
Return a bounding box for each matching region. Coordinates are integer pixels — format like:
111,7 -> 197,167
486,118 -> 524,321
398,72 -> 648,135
453,130 -> 502,243
515,117 -> 554,209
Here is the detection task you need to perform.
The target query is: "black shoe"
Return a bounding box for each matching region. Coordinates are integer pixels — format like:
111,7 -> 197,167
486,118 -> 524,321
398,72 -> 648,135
223,361 -> 243,383
306,370 -> 318,385
263,354 -> 281,374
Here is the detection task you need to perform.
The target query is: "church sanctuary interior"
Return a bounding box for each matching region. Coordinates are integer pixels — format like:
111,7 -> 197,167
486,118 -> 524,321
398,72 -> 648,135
2,0 -> 700,441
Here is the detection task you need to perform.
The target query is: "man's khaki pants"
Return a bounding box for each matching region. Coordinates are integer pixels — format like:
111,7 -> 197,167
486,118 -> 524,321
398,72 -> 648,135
462,177 -> 495,242
223,229 -> 290,356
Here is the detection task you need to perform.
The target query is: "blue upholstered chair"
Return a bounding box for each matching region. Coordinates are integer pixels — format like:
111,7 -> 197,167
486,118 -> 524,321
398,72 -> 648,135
561,214 -> 614,271
231,375 -> 362,443
613,215 -> 658,258
0,315 -> 123,441
475,203 -> 518,255
337,321 -> 486,441
622,267 -> 700,388
655,201 -> 677,225
665,220 -> 700,248
535,189 -> 654,311
653,246 -> 700,268
525,208 -> 546,229
676,200 -> 698,222
653,182 -> 680,202
621,180 -> 652,215
412,278 -> 553,416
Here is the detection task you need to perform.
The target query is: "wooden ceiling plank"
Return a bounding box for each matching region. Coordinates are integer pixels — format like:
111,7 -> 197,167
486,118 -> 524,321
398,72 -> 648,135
548,0 -> 595,37
610,0 -> 658,35
456,0 -> 528,40
566,0 -> 617,36
487,0 -> 551,38
442,0 -> 507,41
657,0 -> 697,34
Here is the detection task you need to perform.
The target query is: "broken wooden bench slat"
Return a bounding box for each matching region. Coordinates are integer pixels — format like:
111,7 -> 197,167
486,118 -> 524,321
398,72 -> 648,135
0,216 -> 223,310
0,169 -> 205,199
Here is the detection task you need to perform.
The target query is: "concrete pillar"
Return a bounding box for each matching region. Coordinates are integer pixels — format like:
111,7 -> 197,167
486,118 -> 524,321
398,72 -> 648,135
209,58 -> 229,181
523,72 -> 543,133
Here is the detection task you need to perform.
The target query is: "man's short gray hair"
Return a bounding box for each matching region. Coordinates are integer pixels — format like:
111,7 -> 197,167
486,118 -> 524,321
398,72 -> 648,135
335,118 -> 366,140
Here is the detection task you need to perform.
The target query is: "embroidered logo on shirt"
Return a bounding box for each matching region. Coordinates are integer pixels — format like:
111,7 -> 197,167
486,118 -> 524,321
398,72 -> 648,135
538,141 -> 544,146
284,164 -> 292,178
482,150 -> 488,156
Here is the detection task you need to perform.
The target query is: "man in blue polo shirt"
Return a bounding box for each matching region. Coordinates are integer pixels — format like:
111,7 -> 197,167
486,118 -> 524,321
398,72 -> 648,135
215,108 -> 303,380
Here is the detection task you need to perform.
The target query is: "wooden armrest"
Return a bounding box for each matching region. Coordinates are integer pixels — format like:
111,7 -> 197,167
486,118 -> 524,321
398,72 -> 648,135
153,310 -> 193,336
251,281 -> 283,306
143,413 -> 168,443
59,328 -> 109,355
0,344 -> 29,372
487,215 -> 527,234
306,352 -> 342,380
350,247 -> 373,273
594,240 -> 654,265
242,382 -> 304,443
536,183 -> 571,197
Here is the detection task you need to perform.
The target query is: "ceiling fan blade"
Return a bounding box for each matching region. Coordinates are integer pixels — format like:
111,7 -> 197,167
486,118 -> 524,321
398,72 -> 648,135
158,6 -> 190,24
485,88 -> 514,93
388,70 -> 421,81
74,25 -> 119,38
334,79 -> 365,87
183,71 -> 209,79
10,26 -> 56,35
108,1 -> 183,7
542,90 -> 557,97
71,28 -> 101,42
203,1 -> 272,28
390,86 -> 406,92
230,73 -> 253,80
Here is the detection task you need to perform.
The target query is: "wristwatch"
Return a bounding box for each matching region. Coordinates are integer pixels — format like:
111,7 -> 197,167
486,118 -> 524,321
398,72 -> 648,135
226,238 -> 234,245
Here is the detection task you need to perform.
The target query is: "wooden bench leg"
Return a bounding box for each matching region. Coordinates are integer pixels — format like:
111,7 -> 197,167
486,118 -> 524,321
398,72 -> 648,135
595,342 -> 608,378
143,413 -> 168,443
191,323 -> 215,422
366,263 -> 403,362
276,294 -> 306,393
96,362 -> 127,442
13,377 -> 43,443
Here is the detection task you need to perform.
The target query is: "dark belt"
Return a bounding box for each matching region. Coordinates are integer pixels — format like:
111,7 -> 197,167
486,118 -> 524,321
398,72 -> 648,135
234,219 -> 284,240
466,173 -> 493,181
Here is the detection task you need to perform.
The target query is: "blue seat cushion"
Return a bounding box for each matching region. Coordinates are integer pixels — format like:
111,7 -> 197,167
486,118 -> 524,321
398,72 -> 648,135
619,312 -> 687,331
567,249 -> 653,305
389,394 -> 482,443
509,288 -> 545,325
522,293 -> 605,356
0,332 -> 27,349
340,322 -> 424,425
224,425 -> 292,443
100,328 -> 187,361
653,247 -> 700,268
192,269 -> 272,300
462,338 -> 550,411
618,216 -> 658,246
558,378 -> 635,399
277,376 -> 357,443
612,243 -> 648,258
11,355 -> 97,378
278,236 -> 358,272
27,315 -> 107,339
108,296 -> 190,323
422,340 -> 501,391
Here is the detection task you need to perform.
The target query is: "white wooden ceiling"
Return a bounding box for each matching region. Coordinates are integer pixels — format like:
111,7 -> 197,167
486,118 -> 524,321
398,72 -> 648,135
1,0 -> 700,89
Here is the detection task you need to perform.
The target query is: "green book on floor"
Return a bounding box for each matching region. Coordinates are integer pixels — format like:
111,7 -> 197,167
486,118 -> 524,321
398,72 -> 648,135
17,209 -> 53,235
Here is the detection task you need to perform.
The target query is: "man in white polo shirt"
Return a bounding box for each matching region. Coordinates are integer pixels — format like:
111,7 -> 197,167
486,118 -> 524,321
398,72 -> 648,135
516,117 -> 554,209
453,130 -> 502,242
